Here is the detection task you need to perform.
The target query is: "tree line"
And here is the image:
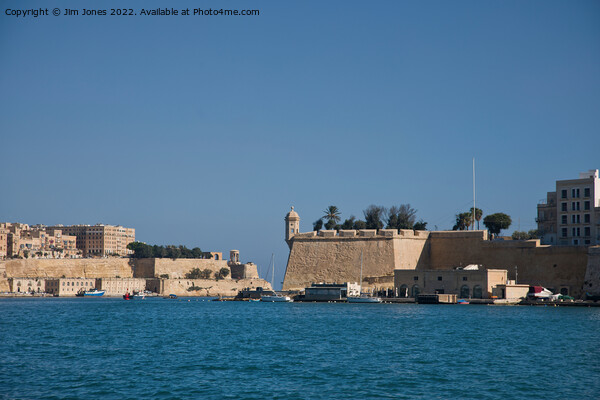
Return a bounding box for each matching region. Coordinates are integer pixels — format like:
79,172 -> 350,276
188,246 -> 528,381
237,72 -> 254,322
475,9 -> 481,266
313,204 -> 428,231
126,242 -> 213,259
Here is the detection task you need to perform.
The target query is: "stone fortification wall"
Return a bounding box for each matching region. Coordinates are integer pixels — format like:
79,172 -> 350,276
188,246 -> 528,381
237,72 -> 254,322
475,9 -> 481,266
133,258 -> 231,279
157,277 -> 271,297
0,258 -> 134,279
282,229 -> 429,291
583,246 -> 600,297
283,228 -> 591,297
427,231 -> 589,297
229,263 -> 259,280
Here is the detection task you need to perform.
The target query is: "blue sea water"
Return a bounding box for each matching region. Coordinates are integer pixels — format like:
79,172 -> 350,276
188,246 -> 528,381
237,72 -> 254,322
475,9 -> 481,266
1,298 -> 599,400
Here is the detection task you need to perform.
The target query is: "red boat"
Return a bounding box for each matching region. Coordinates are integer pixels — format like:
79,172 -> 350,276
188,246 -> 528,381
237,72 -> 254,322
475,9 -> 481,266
123,292 -> 132,300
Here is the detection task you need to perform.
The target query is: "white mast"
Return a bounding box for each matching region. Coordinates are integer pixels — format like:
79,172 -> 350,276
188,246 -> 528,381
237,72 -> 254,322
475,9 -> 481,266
359,250 -> 363,293
270,253 -> 275,289
473,157 -> 476,230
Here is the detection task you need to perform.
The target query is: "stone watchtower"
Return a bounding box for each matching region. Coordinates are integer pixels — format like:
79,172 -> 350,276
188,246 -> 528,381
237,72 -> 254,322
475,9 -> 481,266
285,207 -> 300,249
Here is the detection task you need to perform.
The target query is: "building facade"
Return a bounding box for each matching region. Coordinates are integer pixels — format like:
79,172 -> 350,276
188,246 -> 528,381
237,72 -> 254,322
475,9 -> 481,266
394,268 -> 508,299
537,169 -> 600,246
0,223 -> 80,259
47,224 -> 135,257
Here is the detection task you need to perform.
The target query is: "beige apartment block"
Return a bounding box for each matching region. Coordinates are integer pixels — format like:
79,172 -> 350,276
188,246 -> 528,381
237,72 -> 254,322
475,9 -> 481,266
537,169 -> 600,246
48,224 -> 135,257
0,223 -> 80,259
394,267 -> 508,299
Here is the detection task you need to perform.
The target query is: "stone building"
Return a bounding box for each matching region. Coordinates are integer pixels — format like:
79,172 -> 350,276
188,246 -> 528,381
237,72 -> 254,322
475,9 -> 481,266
394,267 -> 507,299
47,224 -> 135,257
95,278 -> 146,295
0,223 -> 80,259
537,169 -> 600,246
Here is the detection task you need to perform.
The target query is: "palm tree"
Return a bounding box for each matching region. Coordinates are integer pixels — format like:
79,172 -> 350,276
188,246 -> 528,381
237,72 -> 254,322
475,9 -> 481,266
322,206 -> 341,229
470,207 -> 483,230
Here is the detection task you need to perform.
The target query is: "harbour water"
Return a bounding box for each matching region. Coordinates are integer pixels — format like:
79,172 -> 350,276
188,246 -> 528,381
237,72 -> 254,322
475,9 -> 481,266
1,298 -> 599,399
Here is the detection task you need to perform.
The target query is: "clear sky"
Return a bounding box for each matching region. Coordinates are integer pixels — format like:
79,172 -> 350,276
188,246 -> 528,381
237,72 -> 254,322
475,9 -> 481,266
1,0 -> 599,288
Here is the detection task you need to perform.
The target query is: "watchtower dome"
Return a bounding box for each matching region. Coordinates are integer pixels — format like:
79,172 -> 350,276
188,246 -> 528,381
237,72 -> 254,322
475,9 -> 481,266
285,206 -> 300,248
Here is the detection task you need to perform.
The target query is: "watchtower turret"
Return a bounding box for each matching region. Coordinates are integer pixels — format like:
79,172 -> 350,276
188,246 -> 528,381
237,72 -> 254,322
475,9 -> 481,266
285,206 -> 300,248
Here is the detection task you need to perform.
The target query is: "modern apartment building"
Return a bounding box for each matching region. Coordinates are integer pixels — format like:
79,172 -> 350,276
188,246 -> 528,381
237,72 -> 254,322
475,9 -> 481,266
48,224 -> 135,257
537,169 -> 600,246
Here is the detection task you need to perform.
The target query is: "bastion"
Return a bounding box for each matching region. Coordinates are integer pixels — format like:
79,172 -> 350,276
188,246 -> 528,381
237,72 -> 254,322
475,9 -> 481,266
282,208 -> 597,298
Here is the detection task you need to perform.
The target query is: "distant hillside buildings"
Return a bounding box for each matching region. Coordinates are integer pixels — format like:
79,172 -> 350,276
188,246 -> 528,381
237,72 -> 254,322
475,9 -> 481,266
537,169 -> 600,246
0,223 -> 135,259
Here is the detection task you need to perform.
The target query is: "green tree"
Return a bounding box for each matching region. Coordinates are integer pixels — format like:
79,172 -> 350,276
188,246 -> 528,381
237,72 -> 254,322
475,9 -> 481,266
483,213 -> 512,238
413,220 -> 428,231
364,205 -> 386,230
353,220 -> 367,230
215,267 -> 230,280
511,229 -> 539,240
200,268 -> 212,279
341,216 -> 356,230
313,219 -> 323,231
322,206 -> 341,229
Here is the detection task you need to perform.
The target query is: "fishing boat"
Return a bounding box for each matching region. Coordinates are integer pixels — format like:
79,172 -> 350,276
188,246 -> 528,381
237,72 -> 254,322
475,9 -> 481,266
347,251 -> 382,303
133,292 -> 145,299
260,253 -> 292,302
76,288 -> 105,297
123,292 -> 133,300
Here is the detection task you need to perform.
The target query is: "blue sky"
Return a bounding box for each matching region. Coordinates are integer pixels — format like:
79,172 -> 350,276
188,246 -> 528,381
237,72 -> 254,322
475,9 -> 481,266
1,0 -> 599,288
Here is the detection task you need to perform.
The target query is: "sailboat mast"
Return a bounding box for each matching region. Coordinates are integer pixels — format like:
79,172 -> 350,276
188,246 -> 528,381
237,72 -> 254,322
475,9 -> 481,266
359,250 -> 363,291
271,253 -> 275,288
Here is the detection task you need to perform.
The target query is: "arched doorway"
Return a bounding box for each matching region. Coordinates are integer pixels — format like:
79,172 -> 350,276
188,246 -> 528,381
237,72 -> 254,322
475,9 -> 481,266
460,285 -> 470,299
412,285 -> 420,298
473,285 -> 483,299
400,284 -> 409,298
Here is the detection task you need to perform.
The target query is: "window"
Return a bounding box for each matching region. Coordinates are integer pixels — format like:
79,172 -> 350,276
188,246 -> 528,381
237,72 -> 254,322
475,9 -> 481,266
572,227 -> 580,237
413,276 -> 418,281
574,239 -> 579,245
462,276 -> 468,281
585,227 -> 591,237
572,188 -> 580,198
562,215 -> 567,224
585,214 -> 591,223
572,215 -> 576,224
562,228 -> 567,238
561,189 -> 567,199
437,276 -> 442,281
584,201 -> 591,210
561,203 -> 567,212
584,188 -> 591,197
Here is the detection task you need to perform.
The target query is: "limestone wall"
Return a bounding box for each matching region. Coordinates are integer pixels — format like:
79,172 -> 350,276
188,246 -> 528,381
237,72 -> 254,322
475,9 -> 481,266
133,258 -> 231,279
283,229 -> 591,297
583,246 -> 600,297
427,231 -> 589,297
160,277 -> 271,297
0,258 -> 134,279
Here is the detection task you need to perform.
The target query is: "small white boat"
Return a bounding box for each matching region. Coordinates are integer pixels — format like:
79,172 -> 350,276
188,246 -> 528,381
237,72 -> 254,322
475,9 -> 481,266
260,253 -> 293,302
261,294 -> 292,302
133,293 -> 145,299
347,295 -> 382,303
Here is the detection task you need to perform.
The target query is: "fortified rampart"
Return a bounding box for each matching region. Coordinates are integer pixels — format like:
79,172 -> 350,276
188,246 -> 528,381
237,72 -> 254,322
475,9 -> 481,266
133,258 -> 230,279
0,257 -> 269,297
283,229 -> 429,291
283,217 -> 594,297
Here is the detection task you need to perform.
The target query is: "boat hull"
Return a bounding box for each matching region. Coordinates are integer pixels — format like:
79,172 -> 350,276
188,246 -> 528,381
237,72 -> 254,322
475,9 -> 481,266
261,295 -> 292,302
83,290 -> 105,297
347,296 -> 382,303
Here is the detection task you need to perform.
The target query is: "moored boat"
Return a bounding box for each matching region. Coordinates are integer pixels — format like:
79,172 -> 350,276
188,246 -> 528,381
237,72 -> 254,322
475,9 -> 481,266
261,294 -> 292,302
346,251 -> 382,304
